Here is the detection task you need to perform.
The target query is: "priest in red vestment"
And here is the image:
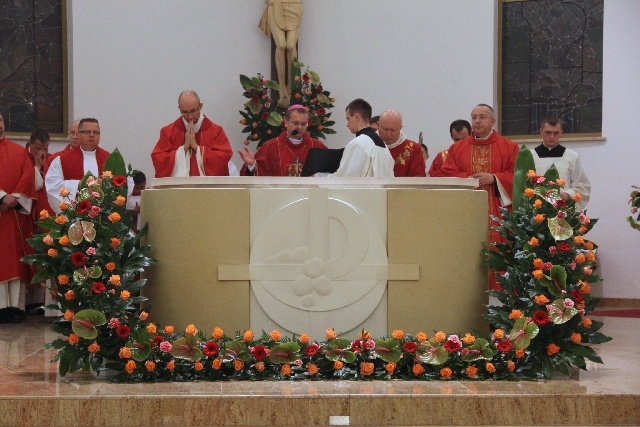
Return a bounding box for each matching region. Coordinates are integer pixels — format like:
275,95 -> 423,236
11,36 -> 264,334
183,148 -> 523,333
440,104 -> 519,289
152,90 -> 232,178
428,150 -> 449,177
430,119 -> 471,177
378,110 -> 426,177
238,105 -> 327,176
25,129 -> 54,217
47,120 -> 80,167
45,118 -> 111,213
0,113 -> 36,319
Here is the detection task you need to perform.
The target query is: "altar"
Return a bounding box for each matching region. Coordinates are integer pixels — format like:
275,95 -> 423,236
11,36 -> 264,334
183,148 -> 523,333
141,177 -> 489,339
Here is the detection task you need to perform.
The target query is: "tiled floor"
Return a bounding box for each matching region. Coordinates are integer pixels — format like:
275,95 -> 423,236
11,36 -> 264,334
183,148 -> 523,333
0,315 -> 638,426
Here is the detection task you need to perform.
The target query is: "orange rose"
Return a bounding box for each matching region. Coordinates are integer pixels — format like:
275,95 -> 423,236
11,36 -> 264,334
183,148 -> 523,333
307,363 -> 318,376
55,215 -> 68,225
234,360 -> 244,371
485,363 -> 496,373
139,311 -> 148,321
507,361 -> 516,372
145,360 -> 156,372
59,235 -> 70,246
125,360 -> 136,374
534,214 -> 545,224
212,359 -> 222,370
385,362 -> 396,375
360,362 -> 375,376
88,342 -> 100,353
194,361 -> 204,371
65,290 -> 75,301
515,349 -> 525,358
120,290 -> 130,300
524,188 -> 534,197
185,324 -> 197,336
582,318 -> 592,328
434,331 -> 447,343
68,334 -> 79,345
533,258 -> 544,269
583,267 -> 593,275
527,170 -> 537,178
440,367 -> 452,379
164,325 -> 174,335
269,330 -> 282,341
534,294 -> 550,305
573,193 -> 582,202
102,171 -> 113,179
167,360 -> 175,372
146,323 -> 157,334
213,327 -> 224,340
281,364 -> 292,376
391,329 -> 404,340
509,309 -> 524,320
105,262 -> 116,271
412,364 -> 425,376
462,333 -> 475,345
333,360 -> 344,370
58,274 -> 69,285
59,187 -> 70,197
547,343 -> 560,356
466,365 -> 478,378
243,330 -> 254,342
493,329 -> 504,340
114,195 -> 126,206
108,212 -> 121,223
575,253 -> 586,264
578,280 -> 591,294
532,270 -> 544,279
111,238 -> 121,249
573,236 -> 585,245
119,347 -> 132,359
63,310 -> 74,321
584,241 -> 594,250
556,178 -> 566,187
255,361 -> 265,372
359,330 -> 371,340
571,333 -> 582,344
298,334 -> 310,344
416,332 -> 427,343
579,225 -> 588,234
326,328 -> 338,340
43,234 -> 54,245
109,275 -> 121,286
39,209 -> 50,219
586,251 -> 596,262
533,199 -> 542,209
528,237 -> 539,247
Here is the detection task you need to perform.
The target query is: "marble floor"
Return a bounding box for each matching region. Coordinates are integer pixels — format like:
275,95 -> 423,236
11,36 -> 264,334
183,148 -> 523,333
0,315 -> 638,427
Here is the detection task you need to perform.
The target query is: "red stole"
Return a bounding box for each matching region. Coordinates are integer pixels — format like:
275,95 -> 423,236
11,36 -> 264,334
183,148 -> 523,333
60,146 -> 111,180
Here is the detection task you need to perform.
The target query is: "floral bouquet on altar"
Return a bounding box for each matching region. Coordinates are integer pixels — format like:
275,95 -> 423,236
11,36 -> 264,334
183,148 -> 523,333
22,150 -> 156,376
484,145 -> 611,379
627,186 -> 640,230
239,60 -> 336,148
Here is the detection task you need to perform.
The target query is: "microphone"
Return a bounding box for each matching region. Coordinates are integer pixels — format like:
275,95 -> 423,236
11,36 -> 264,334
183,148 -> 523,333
291,129 -> 299,136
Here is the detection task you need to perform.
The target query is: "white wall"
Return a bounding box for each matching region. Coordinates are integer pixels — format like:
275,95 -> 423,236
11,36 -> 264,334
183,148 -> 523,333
65,0 -> 639,299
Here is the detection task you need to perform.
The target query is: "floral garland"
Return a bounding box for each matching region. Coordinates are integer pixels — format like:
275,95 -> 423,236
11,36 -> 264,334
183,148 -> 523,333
239,60 -> 335,148
23,148 -> 610,381
628,186 -> 640,230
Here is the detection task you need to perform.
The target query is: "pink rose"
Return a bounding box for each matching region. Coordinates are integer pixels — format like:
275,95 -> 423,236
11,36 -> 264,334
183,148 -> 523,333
43,235 -> 54,245
86,247 -> 96,256
564,298 -> 575,308
108,318 -> 120,329
159,341 -> 172,353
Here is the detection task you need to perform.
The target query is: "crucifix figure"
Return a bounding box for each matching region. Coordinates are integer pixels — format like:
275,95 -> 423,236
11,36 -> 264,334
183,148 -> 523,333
259,0 -> 303,108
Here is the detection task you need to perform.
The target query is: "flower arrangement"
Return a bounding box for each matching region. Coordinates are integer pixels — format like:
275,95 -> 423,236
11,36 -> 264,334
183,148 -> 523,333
239,60 -> 336,148
628,186 -> 640,230
484,145 -> 611,378
22,150 -> 156,376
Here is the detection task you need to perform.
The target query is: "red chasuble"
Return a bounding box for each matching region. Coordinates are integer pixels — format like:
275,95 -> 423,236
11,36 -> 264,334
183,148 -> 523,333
59,146 -> 111,180
428,150 -> 449,177
26,149 -> 54,217
240,131 -> 327,177
152,116 -> 232,178
388,139 -> 426,177
0,138 -> 36,283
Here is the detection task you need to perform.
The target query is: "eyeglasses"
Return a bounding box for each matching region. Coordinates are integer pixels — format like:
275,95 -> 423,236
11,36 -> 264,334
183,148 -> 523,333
180,106 -> 200,116
79,130 -> 101,135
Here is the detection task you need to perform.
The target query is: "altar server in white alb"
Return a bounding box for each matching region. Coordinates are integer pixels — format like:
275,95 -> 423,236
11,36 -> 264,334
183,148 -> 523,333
532,116 -> 591,210
330,98 -> 394,177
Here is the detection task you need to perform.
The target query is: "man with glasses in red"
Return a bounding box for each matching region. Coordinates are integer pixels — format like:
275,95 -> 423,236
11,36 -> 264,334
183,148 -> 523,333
152,90 -> 232,178
45,118 -> 110,213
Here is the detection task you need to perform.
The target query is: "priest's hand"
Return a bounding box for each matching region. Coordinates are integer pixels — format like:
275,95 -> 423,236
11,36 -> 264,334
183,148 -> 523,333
471,172 -> 495,186
238,147 -> 256,168
560,191 -> 571,202
184,120 -> 198,154
34,149 -> 46,170
1,194 -> 18,212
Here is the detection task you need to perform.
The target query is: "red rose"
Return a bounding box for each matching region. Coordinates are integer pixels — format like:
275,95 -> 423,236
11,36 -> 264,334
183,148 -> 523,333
252,344 -> 268,361
558,242 -> 571,252
116,324 -> 130,339
443,340 -> 461,354
203,341 -> 220,357
152,335 -> 164,346
76,200 -> 92,214
92,281 -> 106,294
305,343 -> 320,357
351,339 -> 364,352
496,339 -> 513,353
402,342 -> 418,353
317,86 -> 323,93
302,73 -> 309,82
71,252 -> 86,266
571,289 -> 584,303
112,176 -> 127,187
251,95 -> 259,102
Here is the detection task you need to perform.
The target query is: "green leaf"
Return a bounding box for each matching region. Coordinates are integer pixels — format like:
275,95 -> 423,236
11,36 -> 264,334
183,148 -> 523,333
417,340 -> 449,365
171,335 -> 203,362
323,339 -> 356,363
547,299 -> 579,324
268,341 -> 300,364
307,70 -> 321,84
240,74 -> 253,90
547,217 -> 573,241
71,309 -> 106,340
588,332 -> 613,345
317,93 -> 330,104
223,340 -> 250,362
73,265 -> 102,282
512,144 -> 536,211
248,101 -> 262,115
549,265 -> 567,292
372,338 -> 402,363
266,80 -> 281,90
104,148 -> 128,177
267,111 -> 283,127
68,221 -> 97,245
129,340 -> 152,362
543,164 -> 560,182
460,338 -> 494,362
510,317 -> 539,350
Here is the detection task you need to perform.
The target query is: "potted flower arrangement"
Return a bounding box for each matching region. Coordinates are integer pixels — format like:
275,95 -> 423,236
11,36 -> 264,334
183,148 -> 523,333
484,145 -> 611,378
239,60 -> 336,148
22,150 -> 156,376
628,186 -> 640,230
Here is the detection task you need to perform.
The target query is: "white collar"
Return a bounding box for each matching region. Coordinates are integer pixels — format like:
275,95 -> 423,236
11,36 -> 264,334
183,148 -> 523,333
384,131 -> 408,149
